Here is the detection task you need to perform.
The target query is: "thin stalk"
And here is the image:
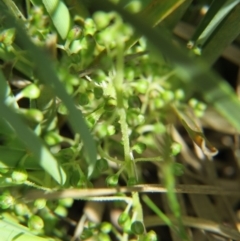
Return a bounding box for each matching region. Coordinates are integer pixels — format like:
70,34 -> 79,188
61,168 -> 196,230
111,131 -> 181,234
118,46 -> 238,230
114,42 -> 135,178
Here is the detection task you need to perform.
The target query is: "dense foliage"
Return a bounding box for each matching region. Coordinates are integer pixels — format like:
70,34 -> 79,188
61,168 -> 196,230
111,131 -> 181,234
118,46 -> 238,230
1,1 -> 240,241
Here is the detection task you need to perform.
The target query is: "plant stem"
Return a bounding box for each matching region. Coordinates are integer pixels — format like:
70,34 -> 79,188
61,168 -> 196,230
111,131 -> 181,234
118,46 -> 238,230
114,42 -> 135,178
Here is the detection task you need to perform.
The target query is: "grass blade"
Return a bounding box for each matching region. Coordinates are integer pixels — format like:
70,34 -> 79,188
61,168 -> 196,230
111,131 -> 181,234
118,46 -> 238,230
0,3 -> 97,175
95,1 -> 240,133
42,0 -> 71,39
0,72 -> 67,185
200,1 -> 240,65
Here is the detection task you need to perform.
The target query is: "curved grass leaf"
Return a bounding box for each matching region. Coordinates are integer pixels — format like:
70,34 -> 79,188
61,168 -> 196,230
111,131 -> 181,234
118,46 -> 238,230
0,3 -> 96,176
42,0 -> 71,39
189,0 -> 239,47
200,1 -> 240,65
0,146 -> 41,169
0,213 -> 51,241
94,1 -> 240,133
0,72 -> 67,185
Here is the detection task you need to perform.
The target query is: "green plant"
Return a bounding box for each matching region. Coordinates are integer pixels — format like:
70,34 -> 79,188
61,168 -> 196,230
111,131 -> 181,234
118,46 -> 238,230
0,0 -> 240,241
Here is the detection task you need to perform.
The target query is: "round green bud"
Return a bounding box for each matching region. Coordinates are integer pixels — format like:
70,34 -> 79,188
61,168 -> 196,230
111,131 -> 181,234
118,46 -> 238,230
125,0 -> 142,13
79,93 -> 89,106
106,175 -> 119,187
196,102 -> 207,111
80,228 -> 93,240
84,18 -> 96,35
135,80 -> 148,94
94,87 -> 103,99
154,123 -> 166,133
194,109 -> 205,118
189,98 -> 198,108
124,67 -> 135,81
162,90 -> 174,102
20,84 -> 40,99
54,205 -> 67,217
154,98 -> 165,109
58,103 -> 68,115
132,142 -> 146,154
97,233 -> 111,241
69,40 -> 82,54
44,132 -> 63,146
171,142 -> 181,156
104,98 -> 117,111
14,203 -> 29,216
93,11 -> 110,30
22,109 -> 43,123
11,168 -> 28,184
28,215 -> 44,231
174,89 -> 185,100
131,221 -> 144,235
100,222 -> 112,234
67,25 -> 81,40
144,230 -> 158,241
107,125 -> 115,136
128,96 -> 142,109
0,28 -> 15,45
0,193 -> 14,209
127,111 -> 145,126
96,158 -> 109,172
118,212 -> 130,226
34,199 -> 46,210
77,177 -> 89,188
127,177 -> 138,186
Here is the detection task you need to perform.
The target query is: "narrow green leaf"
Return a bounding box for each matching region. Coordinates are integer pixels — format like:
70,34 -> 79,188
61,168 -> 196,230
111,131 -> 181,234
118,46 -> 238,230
0,213 -> 51,241
159,0 -> 192,30
126,0 -> 186,49
94,1 -> 240,133
0,146 -> 41,169
201,2 -> 240,65
172,105 -> 218,156
189,0 -> 239,48
42,0 -> 71,39
0,3 -> 96,175
0,72 -> 66,185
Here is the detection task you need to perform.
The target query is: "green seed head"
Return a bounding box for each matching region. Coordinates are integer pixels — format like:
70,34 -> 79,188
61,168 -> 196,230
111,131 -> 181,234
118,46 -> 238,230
131,221 -> 144,235
100,222 -> 112,234
34,199 -> 47,210
106,175 -> 119,187
11,168 -> 28,184
118,212 -> 130,226
21,84 -> 40,99
144,230 -> 158,241
28,215 -> 44,231
0,193 -> 14,209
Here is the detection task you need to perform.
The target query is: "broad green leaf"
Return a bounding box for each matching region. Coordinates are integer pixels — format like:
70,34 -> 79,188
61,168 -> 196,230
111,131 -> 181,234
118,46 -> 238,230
0,3 -> 97,176
42,0 -> 71,39
94,1 -> 240,133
